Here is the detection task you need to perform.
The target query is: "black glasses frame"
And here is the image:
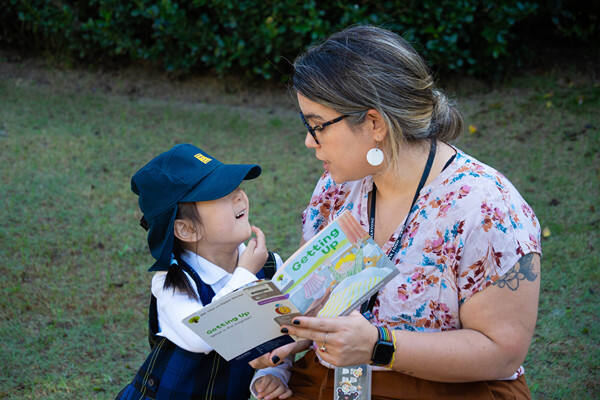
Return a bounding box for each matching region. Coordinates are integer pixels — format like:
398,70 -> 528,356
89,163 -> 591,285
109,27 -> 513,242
300,112 -> 348,145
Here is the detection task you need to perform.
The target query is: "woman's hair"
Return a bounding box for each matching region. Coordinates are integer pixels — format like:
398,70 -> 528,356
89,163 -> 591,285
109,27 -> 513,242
293,25 -> 463,166
165,202 -> 202,300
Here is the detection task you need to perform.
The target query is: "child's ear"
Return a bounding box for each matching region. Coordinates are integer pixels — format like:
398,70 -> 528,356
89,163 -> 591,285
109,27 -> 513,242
174,219 -> 201,243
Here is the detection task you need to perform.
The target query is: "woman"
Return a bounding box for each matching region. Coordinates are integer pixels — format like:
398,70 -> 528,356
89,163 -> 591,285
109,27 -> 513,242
253,25 -> 541,400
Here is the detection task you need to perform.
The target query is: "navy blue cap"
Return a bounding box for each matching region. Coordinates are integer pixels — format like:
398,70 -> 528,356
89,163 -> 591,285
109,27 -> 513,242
131,144 -> 261,271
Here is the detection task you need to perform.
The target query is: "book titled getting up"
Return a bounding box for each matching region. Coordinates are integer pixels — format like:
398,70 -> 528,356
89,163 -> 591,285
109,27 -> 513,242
182,211 -> 399,363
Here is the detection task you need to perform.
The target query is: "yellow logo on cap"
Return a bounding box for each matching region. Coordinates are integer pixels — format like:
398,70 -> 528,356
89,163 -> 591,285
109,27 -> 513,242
194,153 -> 212,164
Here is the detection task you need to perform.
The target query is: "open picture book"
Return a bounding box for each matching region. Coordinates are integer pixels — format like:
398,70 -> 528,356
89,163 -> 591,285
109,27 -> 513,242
182,211 -> 399,362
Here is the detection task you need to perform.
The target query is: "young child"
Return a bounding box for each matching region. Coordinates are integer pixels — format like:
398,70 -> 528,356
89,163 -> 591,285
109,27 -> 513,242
116,144 -> 291,400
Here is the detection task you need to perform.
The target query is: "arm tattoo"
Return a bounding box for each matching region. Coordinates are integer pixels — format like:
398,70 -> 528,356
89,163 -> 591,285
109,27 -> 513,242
494,253 -> 538,291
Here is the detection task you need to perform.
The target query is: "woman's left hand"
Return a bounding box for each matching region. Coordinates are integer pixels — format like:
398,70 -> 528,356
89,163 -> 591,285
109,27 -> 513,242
282,310 -> 378,367
249,341 -> 308,369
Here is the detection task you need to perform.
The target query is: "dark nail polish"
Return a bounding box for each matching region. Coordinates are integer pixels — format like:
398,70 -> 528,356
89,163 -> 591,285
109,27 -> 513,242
271,355 -> 280,364
280,327 -> 288,334
293,320 -> 300,325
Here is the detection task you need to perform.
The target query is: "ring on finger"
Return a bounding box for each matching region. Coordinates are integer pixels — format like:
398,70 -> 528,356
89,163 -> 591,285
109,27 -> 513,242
319,332 -> 329,353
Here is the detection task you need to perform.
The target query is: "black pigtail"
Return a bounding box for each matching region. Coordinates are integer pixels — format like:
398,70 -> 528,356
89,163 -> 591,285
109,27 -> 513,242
160,202 -> 203,301
164,256 -> 199,301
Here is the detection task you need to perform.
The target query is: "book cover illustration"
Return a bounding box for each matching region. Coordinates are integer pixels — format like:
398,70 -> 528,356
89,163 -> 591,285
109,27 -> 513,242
272,211 -> 399,318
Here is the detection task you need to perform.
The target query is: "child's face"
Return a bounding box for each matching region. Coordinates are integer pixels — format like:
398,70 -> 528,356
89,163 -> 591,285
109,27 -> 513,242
195,187 -> 252,245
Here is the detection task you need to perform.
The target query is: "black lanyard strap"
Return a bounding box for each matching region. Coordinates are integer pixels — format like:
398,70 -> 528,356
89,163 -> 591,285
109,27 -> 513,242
361,138 -> 437,314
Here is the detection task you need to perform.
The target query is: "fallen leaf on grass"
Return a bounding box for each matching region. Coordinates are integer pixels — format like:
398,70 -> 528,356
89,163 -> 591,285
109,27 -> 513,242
545,101 -> 553,108
542,227 -> 551,238
468,124 -> 477,134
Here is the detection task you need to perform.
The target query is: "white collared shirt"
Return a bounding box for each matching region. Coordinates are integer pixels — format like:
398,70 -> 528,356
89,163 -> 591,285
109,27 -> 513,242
151,244 -> 290,392
153,243 -> 279,352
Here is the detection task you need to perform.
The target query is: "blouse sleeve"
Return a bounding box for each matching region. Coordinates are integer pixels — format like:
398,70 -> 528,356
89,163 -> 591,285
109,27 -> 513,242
456,183 -> 542,305
249,357 -> 293,398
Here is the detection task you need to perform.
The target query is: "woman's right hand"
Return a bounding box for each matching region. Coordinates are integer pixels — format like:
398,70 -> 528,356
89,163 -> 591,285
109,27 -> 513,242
238,226 -> 268,274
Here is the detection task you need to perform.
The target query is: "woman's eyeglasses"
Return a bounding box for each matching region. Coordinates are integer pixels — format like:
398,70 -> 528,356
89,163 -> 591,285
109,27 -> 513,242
300,112 -> 347,145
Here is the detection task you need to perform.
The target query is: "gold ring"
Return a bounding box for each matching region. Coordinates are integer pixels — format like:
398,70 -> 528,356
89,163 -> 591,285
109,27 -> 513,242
319,332 -> 329,352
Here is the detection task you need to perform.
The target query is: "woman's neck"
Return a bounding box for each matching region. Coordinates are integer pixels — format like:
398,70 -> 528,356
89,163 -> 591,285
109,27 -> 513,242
372,140 -> 432,201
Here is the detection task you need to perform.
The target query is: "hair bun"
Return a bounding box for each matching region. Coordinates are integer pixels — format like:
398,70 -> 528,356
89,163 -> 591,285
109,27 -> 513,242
431,90 -> 463,141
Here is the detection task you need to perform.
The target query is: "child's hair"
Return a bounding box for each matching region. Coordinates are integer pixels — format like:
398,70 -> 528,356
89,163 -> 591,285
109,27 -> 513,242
165,202 -> 202,300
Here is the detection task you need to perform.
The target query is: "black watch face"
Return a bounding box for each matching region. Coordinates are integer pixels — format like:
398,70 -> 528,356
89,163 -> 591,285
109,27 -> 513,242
373,341 -> 395,365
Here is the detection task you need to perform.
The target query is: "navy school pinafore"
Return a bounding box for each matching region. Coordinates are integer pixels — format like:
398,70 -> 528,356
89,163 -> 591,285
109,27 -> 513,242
116,254 -> 276,400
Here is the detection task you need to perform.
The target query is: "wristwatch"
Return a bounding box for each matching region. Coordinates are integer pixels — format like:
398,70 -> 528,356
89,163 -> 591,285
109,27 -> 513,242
370,326 -> 395,366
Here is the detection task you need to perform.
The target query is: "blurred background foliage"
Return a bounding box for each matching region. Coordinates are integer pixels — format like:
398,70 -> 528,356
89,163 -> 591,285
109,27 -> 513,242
1,0 -> 598,80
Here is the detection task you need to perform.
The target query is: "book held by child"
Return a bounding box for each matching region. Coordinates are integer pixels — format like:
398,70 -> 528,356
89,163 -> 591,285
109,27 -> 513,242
182,211 -> 399,362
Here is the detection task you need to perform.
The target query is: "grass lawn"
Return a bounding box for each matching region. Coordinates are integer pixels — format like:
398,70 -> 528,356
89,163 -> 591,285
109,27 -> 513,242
0,63 -> 598,399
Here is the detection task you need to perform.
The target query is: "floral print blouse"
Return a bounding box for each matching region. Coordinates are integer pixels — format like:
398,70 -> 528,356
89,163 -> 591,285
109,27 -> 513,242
302,149 -> 541,334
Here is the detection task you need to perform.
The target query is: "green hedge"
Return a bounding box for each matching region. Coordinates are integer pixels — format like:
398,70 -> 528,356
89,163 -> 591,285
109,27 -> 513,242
1,1 -> 597,80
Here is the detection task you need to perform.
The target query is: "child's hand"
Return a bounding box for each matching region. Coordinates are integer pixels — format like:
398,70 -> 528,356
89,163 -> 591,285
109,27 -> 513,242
238,226 -> 268,274
253,375 -> 292,400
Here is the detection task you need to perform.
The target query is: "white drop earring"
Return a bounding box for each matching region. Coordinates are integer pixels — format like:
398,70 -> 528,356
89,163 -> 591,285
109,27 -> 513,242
366,146 -> 384,166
